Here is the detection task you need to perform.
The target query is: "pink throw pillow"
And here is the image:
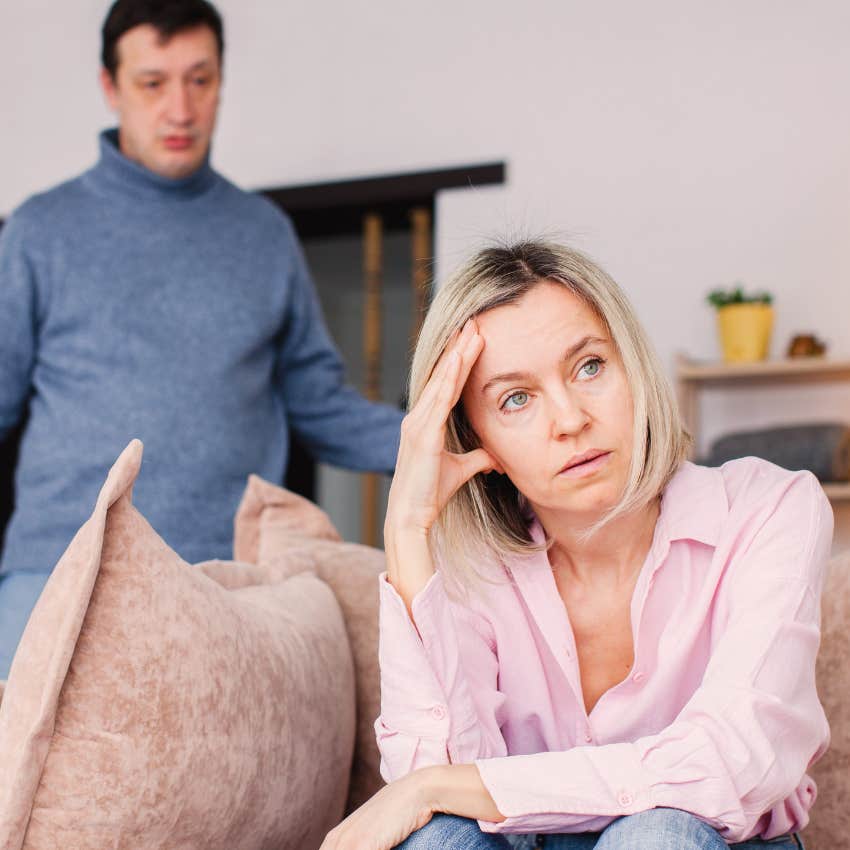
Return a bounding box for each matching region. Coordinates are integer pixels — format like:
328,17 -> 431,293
0,440 -> 355,850
234,476 -> 386,812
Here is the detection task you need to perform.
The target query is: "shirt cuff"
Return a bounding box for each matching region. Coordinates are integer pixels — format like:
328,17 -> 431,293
378,572 -> 452,738
475,742 -> 652,833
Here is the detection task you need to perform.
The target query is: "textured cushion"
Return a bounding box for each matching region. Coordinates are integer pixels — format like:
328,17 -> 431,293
805,550 -> 850,850
232,475 -> 386,812
0,441 -> 355,850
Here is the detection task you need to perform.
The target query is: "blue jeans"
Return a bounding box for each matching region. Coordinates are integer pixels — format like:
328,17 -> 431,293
0,570 -> 51,679
393,810 -> 803,850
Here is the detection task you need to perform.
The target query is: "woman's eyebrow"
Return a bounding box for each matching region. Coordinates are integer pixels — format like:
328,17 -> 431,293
479,335 -> 609,395
563,334 -> 608,361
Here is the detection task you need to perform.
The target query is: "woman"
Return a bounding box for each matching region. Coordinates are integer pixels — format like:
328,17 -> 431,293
321,241 -> 832,850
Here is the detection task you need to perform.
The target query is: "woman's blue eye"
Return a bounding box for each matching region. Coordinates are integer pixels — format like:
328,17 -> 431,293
503,391 -> 528,410
579,358 -> 603,378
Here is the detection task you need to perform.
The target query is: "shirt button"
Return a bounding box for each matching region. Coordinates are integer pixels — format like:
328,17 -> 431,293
632,670 -> 646,683
618,791 -> 634,808
430,704 -> 447,720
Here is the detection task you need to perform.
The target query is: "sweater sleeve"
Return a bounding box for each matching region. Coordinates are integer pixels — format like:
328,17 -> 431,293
0,214 -> 40,441
274,218 -> 403,473
474,472 -> 833,842
375,571 -> 508,782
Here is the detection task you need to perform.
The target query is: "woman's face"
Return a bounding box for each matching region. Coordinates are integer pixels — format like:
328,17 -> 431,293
461,281 -> 635,520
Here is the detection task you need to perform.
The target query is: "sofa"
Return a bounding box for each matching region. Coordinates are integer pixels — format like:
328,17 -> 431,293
0,441 -> 847,849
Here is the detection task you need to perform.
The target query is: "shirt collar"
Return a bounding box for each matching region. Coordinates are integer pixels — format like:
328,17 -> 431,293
655,461 -> 728,547
523,461 -> 728,551
89,128 -> 217,201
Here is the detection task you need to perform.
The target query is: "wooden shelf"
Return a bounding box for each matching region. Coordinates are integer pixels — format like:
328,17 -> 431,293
822,483 -> 850,502
677,355 -> 850,384
675,354 -> 850,503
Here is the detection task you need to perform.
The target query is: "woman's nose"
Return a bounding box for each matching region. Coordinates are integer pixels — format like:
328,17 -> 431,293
548,391 -> 591,439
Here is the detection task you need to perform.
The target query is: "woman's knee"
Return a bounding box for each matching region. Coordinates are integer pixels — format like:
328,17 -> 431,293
394,813 -> 512,850
595,808 -> 726,850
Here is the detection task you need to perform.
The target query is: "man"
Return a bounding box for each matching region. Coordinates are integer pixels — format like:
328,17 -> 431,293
0,0 -> 403,676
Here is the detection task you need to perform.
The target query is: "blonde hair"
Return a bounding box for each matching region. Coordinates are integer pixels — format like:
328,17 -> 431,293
409,240 -> 690,587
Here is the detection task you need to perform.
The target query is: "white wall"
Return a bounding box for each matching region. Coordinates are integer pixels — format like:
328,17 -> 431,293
3,1 -> 850,540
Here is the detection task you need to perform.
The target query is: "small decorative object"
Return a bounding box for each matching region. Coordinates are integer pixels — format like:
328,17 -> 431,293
787,333 -> 827,358
706,284 -> 774,363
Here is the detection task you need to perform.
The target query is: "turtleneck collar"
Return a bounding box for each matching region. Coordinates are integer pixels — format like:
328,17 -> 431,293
88,129 -> 218,200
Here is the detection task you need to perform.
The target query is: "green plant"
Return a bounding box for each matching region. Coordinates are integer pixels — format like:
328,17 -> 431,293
706,283 -> 773,309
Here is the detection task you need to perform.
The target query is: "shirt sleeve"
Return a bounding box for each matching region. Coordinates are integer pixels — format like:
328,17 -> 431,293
375,570 -> 508,782
274,217 -> 403,473
0,214 -> 40,441
474,470 -> 833,841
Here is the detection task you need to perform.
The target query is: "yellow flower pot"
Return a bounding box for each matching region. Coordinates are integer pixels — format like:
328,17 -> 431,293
716,303 -> 774,363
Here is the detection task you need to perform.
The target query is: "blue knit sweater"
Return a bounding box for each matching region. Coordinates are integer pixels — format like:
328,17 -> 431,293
0,131 -> 402,571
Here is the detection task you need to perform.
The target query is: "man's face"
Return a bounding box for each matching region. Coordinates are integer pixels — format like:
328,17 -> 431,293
100,24 -> 221,179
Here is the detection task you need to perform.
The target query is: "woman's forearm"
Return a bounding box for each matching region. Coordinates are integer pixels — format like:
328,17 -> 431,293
417,763 -> 506,824
384,526 -> 436,616
382,320 -> 490,616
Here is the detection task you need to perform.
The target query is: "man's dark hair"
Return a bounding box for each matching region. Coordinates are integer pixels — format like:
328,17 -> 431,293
101,0 -> 224,78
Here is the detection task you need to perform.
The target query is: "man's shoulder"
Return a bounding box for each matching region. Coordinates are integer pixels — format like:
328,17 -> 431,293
211,172 -> 296,236
4,173 -> 93,238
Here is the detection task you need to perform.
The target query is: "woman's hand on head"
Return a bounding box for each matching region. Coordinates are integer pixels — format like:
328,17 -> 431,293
385,319 -> 497,542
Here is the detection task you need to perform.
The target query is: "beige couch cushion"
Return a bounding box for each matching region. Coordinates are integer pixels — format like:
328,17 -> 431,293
231,475 -> 386,812
0,440 -> 355,850
805,550 -> 850,850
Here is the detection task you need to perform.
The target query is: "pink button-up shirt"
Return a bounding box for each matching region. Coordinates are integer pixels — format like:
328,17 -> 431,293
375,458 -> 833,842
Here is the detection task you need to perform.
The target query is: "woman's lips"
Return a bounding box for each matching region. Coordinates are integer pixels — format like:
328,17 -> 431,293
557,451 -> 612,479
